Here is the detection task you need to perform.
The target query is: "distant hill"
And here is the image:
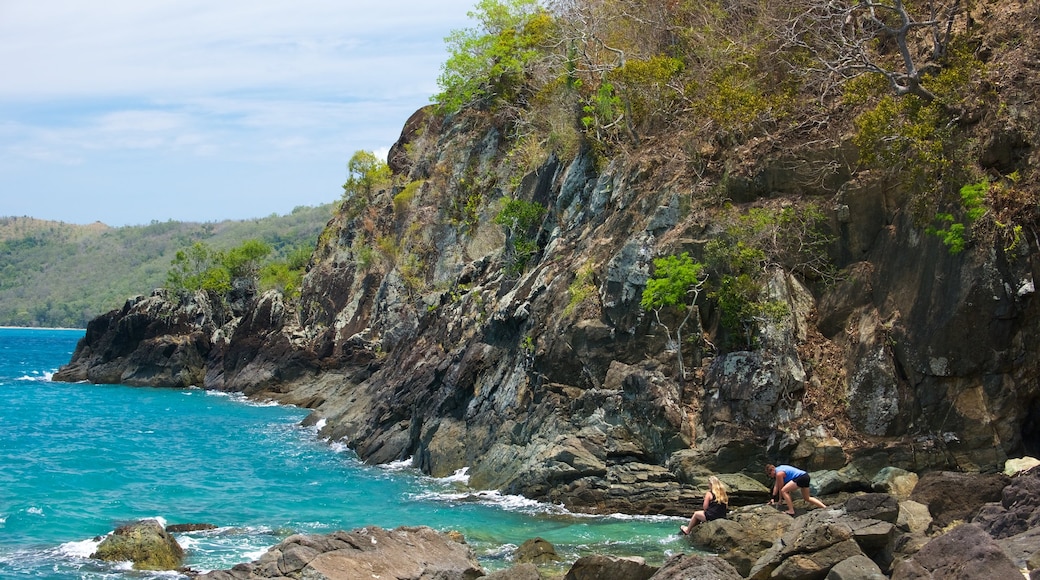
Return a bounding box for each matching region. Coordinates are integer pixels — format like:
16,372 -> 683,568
0,205 -> 333,328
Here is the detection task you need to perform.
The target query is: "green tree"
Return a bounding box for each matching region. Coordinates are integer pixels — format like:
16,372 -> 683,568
166,241 -> 226,293
223,239 -> 271,279
342,150 -> 391,205
640,253 -> 706,381
434,0 -> 551,113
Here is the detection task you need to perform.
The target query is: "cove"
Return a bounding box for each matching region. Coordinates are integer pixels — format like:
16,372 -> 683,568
0,328 -> 689,578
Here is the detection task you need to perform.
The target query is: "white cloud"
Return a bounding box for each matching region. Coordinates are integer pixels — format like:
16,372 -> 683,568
0,0 -> 477,225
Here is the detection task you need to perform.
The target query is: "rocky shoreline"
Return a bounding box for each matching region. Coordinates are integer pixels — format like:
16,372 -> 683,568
93,465 -> 1039,579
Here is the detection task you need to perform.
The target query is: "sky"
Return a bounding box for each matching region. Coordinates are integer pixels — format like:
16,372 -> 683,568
0,0 -> 476,226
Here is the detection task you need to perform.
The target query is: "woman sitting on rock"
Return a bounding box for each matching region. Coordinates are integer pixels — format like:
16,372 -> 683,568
681,475 -> 728,534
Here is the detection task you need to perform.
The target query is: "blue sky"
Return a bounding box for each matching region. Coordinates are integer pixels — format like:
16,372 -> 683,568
0,0 -> 476,226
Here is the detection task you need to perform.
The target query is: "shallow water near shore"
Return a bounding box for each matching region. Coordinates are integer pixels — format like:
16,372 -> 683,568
0,328 -> 690,578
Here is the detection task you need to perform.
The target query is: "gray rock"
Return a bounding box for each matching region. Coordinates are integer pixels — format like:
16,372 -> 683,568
687,505 -> 793,576
972,465 -> 1040,539
514,537 -> 560,565
890,523 -> 1021,580
91,519 -> 184,571
909,471 -> 1009,531
896,500 -> 932,534
197,526 -> 483,580
871,467 -> 919,499
484,562 -> 542,580
826,554 -> 887,580
843,493 -> 899,524
771,539 -> 865,580
648,553 -> 742,580
564,554 -> 657,580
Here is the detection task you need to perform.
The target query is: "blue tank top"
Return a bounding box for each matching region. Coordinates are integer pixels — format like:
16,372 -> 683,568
776,465 -> 806,484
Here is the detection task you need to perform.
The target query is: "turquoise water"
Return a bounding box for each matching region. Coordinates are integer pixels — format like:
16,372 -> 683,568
0,328 -> 689,578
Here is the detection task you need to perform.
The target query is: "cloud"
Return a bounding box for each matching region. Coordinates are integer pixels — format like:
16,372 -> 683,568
0,0 -> 476,225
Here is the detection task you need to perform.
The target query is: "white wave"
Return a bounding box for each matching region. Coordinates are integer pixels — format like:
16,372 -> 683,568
241,547 -> 269,561
15,371 -> 54,381
26,506 -> 44,516
314,417 -> 327,431
58,537 -> 102,558
436,466 -> 470,484
379,456 -> 415,471
412,488 -> 565,514
327,440 -> 353,455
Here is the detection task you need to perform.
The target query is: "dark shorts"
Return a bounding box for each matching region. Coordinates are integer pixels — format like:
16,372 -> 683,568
705,503 -> 728,521
793,473 -> 811,488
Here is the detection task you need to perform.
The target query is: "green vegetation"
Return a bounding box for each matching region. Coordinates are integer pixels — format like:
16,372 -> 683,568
493,198 -> 546,273
564,264 -> 596,316
434,0 -> 551,114
927,180 -> 988,254
640,253 -> 707,380
701,203 -> 833,349
342,150 -> 392,216
165,238 -> 299,299
0,206 -> 330,328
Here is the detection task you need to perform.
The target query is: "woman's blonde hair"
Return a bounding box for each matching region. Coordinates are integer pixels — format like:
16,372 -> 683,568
709,475 -> 729,504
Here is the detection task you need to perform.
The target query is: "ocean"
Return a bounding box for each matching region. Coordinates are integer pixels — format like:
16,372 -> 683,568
0,327 -> 689,578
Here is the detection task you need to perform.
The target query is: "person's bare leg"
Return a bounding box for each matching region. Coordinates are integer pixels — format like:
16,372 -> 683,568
681,511 -> 706,534
781,481 -> 798,515
801,488 -> 826,509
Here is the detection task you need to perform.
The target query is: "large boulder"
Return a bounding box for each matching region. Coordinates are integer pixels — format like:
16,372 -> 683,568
563,554 -> 657,580
687,505 -> 794,576
825,554 -> 887,580
91,519 -> 184,571
972,465 -> 1040,538
648,553 -> 743,580
889,523 -> 1021,580
514,537 -> 561,565
197,526 -> 483,580
909,471 -> 1009,531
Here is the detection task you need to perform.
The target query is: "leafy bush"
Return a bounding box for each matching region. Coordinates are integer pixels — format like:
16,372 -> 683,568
927,179 -> 989,254
342,150 -> 391,207
641,252 -> 707,380
493,198 -> 546,273
434,0 -> 551,114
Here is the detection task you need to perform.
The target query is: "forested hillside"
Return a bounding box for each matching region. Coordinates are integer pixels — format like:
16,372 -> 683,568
0,205 -> 332,328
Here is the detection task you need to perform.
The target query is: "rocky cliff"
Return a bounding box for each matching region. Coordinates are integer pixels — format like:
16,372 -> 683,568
56,1 -> 1040,517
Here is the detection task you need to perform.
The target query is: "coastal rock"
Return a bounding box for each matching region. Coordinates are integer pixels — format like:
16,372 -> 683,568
825,554 -> 887,580
53,290 -> 223,388
972,465 -> 1040,538
91,518 -> 184,571
563,554 -> 657,580
889,523 -> 1021,580
52,5 -> 1040,519
687,505 -> 794,576
484,562 -> 542,579
895,500 -> 932,535
647,553 -> 742,580
514,537 -> 560,565
909,471 -> 1009,531
197,526 -> 482,580
871,467 -> 918,499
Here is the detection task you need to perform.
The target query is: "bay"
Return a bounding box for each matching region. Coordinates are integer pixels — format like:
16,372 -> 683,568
0,328 -> 689,578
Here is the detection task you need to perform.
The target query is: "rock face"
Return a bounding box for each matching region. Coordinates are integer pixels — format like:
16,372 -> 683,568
53,3 -> 1040,519
890,523 -> 1022,580
91,519 -> 184,571
197,526 -> 482,580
